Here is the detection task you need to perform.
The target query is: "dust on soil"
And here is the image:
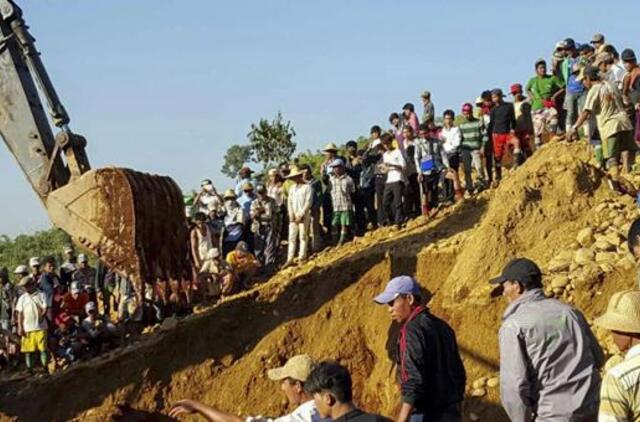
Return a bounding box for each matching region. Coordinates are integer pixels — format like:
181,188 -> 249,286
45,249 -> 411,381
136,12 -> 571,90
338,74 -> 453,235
1,142 -> 638,421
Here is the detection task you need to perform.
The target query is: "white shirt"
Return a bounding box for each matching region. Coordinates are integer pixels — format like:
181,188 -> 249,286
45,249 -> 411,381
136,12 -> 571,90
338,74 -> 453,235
440,126 -> 462,154
15,291 -> 47,332
383,148 -> 406,184
246,400 -> 326,422
287,183 -> 312,220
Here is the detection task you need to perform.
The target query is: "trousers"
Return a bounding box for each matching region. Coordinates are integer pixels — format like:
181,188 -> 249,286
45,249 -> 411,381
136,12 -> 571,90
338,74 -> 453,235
287,214 -> 310,262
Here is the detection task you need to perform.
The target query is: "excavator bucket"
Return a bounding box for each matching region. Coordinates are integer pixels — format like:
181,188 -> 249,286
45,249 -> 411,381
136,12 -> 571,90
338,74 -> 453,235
45,167 -> 190,288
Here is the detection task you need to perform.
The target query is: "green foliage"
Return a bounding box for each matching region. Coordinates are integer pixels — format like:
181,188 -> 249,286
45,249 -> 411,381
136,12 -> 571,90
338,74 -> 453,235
248,112 -> 296,170
0,228 -> 72,273
221,144 -> 253,179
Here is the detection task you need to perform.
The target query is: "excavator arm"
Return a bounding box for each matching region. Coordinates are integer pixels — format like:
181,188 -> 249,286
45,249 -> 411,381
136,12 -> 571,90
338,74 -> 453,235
0,0 -> 190,289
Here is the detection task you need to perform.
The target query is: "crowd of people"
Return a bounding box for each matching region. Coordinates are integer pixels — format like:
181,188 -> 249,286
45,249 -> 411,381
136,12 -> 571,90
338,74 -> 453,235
2,30 -> 640,419
167,32 -> 640,422
0,248 -> 131,374
187,31 -> 640,297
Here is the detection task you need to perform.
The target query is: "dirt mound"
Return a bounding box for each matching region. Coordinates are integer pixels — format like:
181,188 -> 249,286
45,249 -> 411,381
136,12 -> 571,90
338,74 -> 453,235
1,142 -> 637,421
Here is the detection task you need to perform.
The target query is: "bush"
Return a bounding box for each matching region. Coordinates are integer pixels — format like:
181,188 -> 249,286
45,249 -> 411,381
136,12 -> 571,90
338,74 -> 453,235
0,228 -> 73,273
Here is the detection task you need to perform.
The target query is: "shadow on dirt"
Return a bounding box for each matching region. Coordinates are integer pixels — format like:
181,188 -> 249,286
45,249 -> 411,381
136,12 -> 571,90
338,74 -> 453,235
0,199 -> 488,421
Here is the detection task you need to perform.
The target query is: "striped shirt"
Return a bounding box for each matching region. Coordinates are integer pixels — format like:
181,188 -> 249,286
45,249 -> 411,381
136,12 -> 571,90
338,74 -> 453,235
599,344 -> 640,421
457,117 -> 484,150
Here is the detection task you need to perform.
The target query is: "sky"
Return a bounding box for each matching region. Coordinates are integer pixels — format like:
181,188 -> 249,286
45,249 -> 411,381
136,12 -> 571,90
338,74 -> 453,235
0,0 -> 638,237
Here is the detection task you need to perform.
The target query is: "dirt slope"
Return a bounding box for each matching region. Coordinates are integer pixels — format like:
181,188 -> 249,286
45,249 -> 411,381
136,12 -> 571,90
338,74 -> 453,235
0,142 -> 637,422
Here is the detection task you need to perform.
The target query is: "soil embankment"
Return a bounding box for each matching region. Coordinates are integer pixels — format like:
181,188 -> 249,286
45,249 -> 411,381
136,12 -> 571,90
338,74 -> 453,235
0,142 -> 637,421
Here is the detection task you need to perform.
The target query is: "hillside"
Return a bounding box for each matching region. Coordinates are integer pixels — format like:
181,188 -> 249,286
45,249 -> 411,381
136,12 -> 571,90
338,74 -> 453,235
0,141 -> 637,421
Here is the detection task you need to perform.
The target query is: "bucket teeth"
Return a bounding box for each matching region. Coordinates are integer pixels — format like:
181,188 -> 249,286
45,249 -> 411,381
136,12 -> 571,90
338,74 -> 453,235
46,167 -> 190,290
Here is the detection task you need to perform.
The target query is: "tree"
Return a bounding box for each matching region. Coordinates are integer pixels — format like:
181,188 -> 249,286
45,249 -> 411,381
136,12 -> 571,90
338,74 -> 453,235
248,112 -> 296,170
221,144 -> 253,179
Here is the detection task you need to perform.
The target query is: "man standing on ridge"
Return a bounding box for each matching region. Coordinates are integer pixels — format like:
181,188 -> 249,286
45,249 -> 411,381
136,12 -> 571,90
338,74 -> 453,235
487,89 -> 517,185
526,59 -> 565,147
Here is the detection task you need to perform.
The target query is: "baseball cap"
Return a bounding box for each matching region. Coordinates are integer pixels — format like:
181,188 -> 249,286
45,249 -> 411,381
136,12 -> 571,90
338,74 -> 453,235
267,354 -> 316,382
421,90 -> 431,98
510,84 -> 523,95
63,245 -> 73,253
29,257 -> 40,267
331,158 -> 345,168
374,275 -> 421,304
564,38 -> 576,50
591,33 -> 605,44
489,258 -> 542,288
78,253 -> 88,263
223,189 -> 237,199
239,166 -> 254,175
85,301 -> 97,313
242,182 -> 254,192
14,265 -> 28,275
461,103 -> 473,112
346,140 -> 358,149
236,241 -> 249,252
622,48 -> 637,63
491,88 -> 504,97
200,179 -> 213,187
70,281 -> 81,294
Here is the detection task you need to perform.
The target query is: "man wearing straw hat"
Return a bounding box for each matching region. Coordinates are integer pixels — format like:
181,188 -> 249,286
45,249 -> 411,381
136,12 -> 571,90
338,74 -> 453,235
285,166 -> 313,267
595,290 -> 640,420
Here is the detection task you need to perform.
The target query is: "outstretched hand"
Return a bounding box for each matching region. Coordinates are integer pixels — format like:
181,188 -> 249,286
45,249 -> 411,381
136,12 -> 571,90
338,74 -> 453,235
169,399 -> 199,418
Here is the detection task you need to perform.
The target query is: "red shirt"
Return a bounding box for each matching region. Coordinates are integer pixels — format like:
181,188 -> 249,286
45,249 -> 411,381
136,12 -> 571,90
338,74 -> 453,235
62,292 -> 89,317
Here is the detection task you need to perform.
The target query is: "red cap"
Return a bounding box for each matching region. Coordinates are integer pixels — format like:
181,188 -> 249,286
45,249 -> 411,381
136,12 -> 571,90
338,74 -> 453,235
461,103 -> 473,112
510,84 -> 523,95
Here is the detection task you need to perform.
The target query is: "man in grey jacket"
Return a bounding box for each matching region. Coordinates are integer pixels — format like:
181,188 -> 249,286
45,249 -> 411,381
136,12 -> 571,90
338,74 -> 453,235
490,258 -> 603,421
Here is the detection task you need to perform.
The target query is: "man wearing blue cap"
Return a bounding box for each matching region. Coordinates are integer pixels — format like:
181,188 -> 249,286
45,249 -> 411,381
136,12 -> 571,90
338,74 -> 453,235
324,159 -> 355,246
373,276 -> 466,422
490,258 -> 603,422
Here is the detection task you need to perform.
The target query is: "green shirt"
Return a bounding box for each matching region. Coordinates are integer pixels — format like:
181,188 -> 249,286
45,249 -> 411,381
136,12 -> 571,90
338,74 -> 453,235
525,74 -> 564,111
456,116 -> 483,150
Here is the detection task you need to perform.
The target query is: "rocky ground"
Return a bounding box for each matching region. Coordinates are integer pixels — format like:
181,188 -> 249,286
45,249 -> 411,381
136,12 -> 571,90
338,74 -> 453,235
0,141 -> 638,422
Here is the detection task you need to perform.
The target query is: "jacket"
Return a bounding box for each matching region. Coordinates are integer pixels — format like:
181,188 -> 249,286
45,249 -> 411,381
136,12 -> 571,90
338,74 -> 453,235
499,288 -> 604,422
396,307 -> 466,414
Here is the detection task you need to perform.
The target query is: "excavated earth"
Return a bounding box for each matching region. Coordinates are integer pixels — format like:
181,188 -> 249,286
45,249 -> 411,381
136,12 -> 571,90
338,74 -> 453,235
1,142 -> 639,421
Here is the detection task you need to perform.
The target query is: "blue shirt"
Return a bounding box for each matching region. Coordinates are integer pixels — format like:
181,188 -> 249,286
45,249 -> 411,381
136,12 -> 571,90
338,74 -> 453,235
235,178 -> 257,196
237,193 -> 255,218
565,57 -> 584,95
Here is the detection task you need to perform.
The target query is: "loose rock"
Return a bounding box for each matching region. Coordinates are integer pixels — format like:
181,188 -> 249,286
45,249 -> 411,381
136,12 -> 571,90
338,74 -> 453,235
576,227 -> 595,247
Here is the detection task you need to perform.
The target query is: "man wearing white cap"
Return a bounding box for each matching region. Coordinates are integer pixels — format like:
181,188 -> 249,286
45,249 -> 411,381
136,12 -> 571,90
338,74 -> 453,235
595,290 -> 640,420
170,354 -> 324,422
285,167 -> 313,267
195,179 -> 224,216
29,257 -> 41,281
15,276 -> 48,372
60,245 -> 77,287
